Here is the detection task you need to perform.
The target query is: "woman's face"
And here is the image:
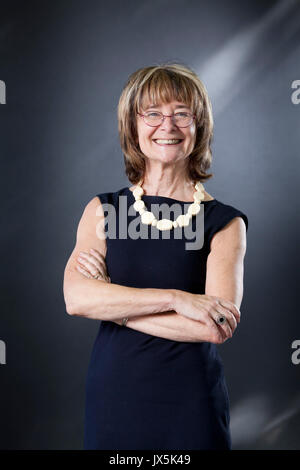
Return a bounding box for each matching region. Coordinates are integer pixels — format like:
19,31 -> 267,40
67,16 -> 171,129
136,100 -> 197,164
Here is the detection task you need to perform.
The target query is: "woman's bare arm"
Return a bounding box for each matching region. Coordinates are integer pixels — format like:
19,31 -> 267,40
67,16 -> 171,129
65,276 -> 175,321
205,216 -> 247,309
112,311 -> 208,342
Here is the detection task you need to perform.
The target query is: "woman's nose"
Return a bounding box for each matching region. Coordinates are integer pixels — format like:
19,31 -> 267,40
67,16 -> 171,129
159,115 -> 177,130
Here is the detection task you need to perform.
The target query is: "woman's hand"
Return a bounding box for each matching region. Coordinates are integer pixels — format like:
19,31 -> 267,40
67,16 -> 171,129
76,248 -> 111,282
172,291 -> 241,344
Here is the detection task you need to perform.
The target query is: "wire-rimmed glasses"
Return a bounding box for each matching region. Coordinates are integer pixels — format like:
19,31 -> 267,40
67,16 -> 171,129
137,111 -> 195,128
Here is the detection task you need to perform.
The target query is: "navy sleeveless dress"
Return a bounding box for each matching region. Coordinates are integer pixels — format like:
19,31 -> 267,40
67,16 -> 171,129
83,186 -> 248,450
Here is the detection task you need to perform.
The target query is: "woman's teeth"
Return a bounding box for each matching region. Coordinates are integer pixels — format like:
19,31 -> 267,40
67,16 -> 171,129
154,139 -> 182,145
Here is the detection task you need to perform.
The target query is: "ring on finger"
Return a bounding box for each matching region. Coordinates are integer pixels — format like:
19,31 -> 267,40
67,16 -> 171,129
213,312 -> 227,325
216,315 -> 226,325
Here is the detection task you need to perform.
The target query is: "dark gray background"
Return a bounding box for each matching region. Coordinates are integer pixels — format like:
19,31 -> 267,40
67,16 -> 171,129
0,0 -> 299,450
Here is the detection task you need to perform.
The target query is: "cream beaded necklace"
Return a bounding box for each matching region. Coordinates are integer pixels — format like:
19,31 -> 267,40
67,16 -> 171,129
132,180 -> 205,231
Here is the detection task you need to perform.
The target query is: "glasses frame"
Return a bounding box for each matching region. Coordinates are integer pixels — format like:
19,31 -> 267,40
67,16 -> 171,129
137,111 -> 196,128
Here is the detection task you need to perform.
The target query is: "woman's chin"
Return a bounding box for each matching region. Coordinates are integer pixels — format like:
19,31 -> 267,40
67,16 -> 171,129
146,150 -> 185,162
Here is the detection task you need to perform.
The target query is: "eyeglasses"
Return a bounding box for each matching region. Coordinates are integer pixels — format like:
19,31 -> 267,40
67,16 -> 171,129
137,111 -> 195,128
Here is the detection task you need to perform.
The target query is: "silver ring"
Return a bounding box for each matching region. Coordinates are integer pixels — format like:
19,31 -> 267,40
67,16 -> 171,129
92,273 -> 100,279
216,315 -> 226,325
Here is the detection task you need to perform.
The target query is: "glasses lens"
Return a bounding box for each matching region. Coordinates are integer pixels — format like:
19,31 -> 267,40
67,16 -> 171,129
173,112 -> 193,127
144,112 -> 163,126
143,112 -> 193,127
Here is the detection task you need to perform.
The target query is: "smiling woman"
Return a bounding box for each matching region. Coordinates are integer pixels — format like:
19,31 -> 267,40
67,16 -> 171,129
63,62 -> 248,451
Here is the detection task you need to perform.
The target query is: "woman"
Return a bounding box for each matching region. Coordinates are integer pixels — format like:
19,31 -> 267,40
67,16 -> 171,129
63,63 -> 248,450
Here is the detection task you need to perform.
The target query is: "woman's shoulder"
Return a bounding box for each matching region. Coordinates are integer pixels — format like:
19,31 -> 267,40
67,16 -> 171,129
94,186 -> 128,204
207,198 -> 249,233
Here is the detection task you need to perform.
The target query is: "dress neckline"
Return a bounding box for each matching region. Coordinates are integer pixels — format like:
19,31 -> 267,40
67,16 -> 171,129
124,187 -> 216,204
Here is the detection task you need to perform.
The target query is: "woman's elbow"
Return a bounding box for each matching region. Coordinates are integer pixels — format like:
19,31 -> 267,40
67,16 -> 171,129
65,298 -> 78,316
64,291 -> 78,316
63,279 -> 82,316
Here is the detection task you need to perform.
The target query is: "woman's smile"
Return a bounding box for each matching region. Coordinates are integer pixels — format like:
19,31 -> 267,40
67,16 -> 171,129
153,138 -> 184,146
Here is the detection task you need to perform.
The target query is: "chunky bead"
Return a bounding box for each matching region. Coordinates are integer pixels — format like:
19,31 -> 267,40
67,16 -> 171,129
133,200 -> 145,211
188,202 -> 201,215
195,181 -> 204,192
176,214 -> 190,227
141,211 -> 155,224
156,219 -> 174,231
151,219 -> 158,226
172,220 -> 179,228
133,186 -> 144,197
193,191 -> 204,203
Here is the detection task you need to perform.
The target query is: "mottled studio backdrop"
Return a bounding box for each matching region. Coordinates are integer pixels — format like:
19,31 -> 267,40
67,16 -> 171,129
0,0 -> 299,450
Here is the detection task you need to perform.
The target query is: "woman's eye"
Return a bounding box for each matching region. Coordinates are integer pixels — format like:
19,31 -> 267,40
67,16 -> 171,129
175,112 -> 189,117
147,112 -> 160,117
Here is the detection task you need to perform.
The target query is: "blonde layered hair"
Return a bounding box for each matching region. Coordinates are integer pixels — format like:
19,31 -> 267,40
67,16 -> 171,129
117,63 -> 214,184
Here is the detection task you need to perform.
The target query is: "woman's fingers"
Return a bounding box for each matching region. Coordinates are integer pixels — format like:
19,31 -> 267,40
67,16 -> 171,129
89,248 -> 105,262
88,249 -> 111,281
206,317 -> 229,344
77,254 -> 101,278
77,251 -> 107,278
76,264 -> 94,278
199,295 -> 238,340
77,260 -> 109,281
213,304 -> 237,335
77,250 -> 111,282
208,310 -> 232,339
215,297 -> 241,324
